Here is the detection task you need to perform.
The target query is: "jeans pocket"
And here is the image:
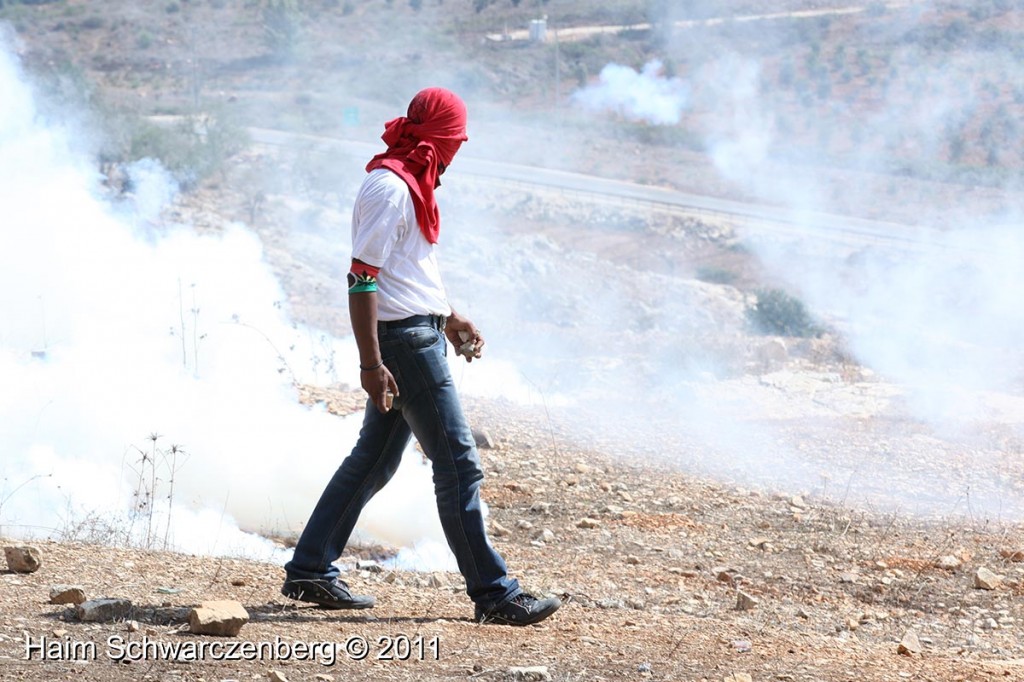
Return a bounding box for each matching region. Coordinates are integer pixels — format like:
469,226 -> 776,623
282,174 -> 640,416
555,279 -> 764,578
411,337 -> 452,391
402,326 -> 441,351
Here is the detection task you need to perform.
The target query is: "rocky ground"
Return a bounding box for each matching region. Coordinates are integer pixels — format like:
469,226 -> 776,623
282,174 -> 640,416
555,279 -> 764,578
5,1 -> 1024,678
3,154 -> 1024,682
2,394 -> 1024,681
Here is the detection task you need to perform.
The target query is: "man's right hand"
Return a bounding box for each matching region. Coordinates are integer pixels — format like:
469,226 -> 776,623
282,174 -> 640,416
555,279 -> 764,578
361,364 -> 399,413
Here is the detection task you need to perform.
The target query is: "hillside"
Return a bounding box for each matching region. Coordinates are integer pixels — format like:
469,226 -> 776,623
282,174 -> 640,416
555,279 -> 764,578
2,1 -> 1024,681
5,0 -> 1024,222
4,394 -> 1024,681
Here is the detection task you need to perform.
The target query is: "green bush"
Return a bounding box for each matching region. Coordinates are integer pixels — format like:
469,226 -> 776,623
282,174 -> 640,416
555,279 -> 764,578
123,111 -> 249,188
746,288 -> 821,337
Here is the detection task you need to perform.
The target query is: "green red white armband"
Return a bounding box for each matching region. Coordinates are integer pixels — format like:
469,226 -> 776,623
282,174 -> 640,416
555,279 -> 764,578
347,259 -> 380,294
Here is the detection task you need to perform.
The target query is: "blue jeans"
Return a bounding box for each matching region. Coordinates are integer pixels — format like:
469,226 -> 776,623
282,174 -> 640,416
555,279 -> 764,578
284,319 -> 521,609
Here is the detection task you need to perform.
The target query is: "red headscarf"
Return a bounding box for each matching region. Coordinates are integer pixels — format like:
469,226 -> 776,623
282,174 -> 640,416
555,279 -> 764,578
365,87 -> 468,244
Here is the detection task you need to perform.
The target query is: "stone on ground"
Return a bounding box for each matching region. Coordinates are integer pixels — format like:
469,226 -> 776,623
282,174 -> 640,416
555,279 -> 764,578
49,586 -> 87,605
973,567 -> 1002,590
735,591 -> 759,611
509,667 -> 551,682
4,546 -> 42,573
189,600 -> 249,636
897,629 -> 922,656
76,598 -> 133,622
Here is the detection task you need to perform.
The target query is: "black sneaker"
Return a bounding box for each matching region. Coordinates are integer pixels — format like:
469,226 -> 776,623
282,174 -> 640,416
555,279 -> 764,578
475,592 -> 561,626
281,578 -> 376,610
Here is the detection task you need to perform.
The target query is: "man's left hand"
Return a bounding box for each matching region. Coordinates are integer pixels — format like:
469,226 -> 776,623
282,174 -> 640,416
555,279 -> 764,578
445,311 -> 484,362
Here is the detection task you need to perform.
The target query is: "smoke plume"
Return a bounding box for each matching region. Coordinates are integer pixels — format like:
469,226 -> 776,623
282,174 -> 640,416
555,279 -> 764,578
555,7 -> 1024,516
572,60 -> 690,125
0,40 -> 456,565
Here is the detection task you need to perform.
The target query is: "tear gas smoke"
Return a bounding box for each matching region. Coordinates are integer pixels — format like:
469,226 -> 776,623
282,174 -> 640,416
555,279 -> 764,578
572,60 -> 690,126
464,26 -> 1024,516
0,41 -> 457,567
557,6 -> 1024,515
633,12 -> 1024,420
6,1 -> 1024,571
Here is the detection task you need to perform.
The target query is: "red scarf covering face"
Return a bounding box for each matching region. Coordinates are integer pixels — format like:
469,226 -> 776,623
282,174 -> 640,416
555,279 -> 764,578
365,87 -> 468,244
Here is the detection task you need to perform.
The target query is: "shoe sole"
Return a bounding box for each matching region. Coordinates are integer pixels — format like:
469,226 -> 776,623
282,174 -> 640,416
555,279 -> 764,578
281,585 -> 376,610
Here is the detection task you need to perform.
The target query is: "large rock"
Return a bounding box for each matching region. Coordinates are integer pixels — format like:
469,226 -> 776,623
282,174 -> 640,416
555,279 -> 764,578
974,567 -> 1002,590
4,546 -> 42,573
49,586 -> 87,605
77,598 -> 133,622
897,629 -> 922,656
189,600 -> 249,636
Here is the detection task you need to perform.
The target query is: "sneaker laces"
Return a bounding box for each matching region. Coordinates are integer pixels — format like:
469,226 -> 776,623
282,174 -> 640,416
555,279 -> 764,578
509,593 -> 536,607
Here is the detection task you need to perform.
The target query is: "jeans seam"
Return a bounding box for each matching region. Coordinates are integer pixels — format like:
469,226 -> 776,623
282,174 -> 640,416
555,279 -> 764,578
311,414 -> 407,574
415,346 -> 484,591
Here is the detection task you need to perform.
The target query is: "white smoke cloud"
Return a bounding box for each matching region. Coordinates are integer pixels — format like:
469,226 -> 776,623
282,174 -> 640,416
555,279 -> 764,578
685,49 -> 1024,425
700,57 -> 773,185
556,15 -> 1024,516
772,225 -> 1024,424
572,59 -> 690,125
0,39 -> 455,566
565,20 -> 1024,431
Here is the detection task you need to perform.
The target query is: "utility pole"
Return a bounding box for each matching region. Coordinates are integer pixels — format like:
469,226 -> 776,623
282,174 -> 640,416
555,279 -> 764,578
553,21 -> 561,110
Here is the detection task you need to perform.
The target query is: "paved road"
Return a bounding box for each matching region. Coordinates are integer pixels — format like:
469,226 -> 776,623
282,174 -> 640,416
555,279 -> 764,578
485,1 -> 924,44
248,126 -> 953,254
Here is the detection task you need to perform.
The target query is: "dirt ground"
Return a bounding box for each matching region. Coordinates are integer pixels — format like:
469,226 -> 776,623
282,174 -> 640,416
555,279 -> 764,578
3,176 -> 1024,682
4,2 -> 1024,680
2,394 -> 1024,682
1,84 -> 1023,679
6,176 -> 1024,679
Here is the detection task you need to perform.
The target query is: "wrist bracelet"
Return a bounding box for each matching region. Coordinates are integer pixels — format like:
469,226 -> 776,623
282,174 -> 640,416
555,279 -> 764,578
360,360 -> 384,371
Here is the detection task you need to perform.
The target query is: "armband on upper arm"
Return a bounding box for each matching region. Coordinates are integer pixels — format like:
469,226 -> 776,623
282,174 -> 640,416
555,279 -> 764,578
347,259 -> 381,294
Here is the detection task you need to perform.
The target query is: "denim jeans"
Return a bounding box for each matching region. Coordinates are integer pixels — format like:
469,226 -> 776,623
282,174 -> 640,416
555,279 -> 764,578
284,319 -> 521,609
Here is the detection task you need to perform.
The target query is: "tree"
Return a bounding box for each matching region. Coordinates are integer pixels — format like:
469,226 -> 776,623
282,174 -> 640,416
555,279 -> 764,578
263,0 -> 301,60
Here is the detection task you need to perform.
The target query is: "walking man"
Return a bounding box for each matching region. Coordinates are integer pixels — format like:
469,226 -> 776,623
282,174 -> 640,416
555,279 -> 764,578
282,87 -> 561,626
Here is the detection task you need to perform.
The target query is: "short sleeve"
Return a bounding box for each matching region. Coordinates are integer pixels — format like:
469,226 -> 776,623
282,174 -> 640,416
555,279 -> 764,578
352,199 -> 404,269
351,171 -> 414,269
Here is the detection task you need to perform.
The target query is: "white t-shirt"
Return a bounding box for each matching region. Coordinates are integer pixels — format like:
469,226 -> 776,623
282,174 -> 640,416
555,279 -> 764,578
351,169 -> 451,321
